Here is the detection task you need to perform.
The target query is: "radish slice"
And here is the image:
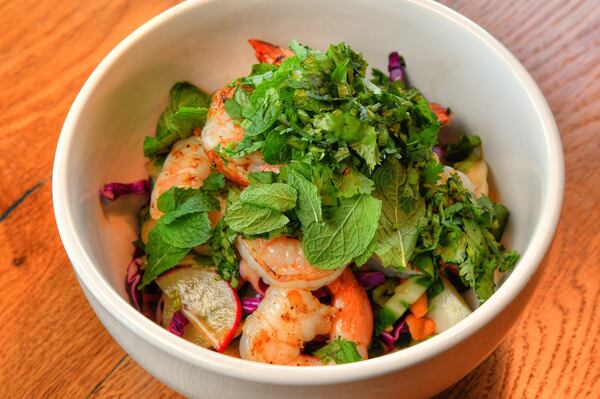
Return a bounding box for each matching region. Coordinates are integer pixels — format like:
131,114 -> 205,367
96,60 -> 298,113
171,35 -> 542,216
157,267 -> 241,352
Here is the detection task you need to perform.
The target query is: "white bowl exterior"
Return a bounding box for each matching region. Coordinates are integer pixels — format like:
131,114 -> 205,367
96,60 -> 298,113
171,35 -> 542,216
53,0 -> 563,398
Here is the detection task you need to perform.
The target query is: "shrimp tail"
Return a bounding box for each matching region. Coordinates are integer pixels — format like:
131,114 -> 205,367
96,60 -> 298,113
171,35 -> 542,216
248,39 -> 293,65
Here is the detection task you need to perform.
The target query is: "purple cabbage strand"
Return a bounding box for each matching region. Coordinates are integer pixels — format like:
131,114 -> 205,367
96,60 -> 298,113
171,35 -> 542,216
100,179 -> 150,201
380,320 -> 409,352
241,294 -> 264,314
126,257 -> 144,311
388,52 -> 407,84
167,311 -> 189,337
356,271 -> 386,290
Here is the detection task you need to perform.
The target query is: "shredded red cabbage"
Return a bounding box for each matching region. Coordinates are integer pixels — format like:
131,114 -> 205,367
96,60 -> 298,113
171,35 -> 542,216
241,295 -> 264,314
258,278 -> 269,295
311,286 -> 331,299
388,52 -> 406,83
126,257 -> 144,311
356,271 -> 386,289
432,146 -> 443,160
380,320 -> 409,351
100,179 -> 150,201
167,311 -> 189,337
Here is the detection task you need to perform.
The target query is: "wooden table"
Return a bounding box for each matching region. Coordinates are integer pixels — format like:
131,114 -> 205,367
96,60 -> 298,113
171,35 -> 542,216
0,0 -> 598,397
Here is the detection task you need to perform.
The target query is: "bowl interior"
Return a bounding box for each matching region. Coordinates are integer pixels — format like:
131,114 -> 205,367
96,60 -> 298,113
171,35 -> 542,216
56,0 -> 559,374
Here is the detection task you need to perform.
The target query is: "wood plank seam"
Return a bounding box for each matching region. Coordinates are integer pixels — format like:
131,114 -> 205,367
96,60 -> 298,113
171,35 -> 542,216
86,354 -> 128,399
0,179 -> 45,222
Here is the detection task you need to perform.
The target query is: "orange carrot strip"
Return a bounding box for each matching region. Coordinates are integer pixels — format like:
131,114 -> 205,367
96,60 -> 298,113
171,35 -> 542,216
405,314 -> 436,341
409,293 -> 429,319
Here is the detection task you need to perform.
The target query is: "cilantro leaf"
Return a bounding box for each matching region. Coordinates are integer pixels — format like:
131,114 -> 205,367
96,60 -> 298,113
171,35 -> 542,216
313,338 -> 363,364
210,220 -> 240,288
338,167 -> 374,198
239,183 -> 297,211
445,134 -> 482,163
303,195 -> 381,269
202,172 -> 226,191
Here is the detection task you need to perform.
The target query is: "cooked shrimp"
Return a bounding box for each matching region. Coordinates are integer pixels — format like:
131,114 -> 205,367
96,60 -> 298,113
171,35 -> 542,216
201,87 -> 279,187
237,236 -> 345,290
327,269 -> 373,358
248,39 -> 293,65
240,286 -> 335,365
240,269 -> 373,365
150,135 -> 212,220
429,102 -> 451,125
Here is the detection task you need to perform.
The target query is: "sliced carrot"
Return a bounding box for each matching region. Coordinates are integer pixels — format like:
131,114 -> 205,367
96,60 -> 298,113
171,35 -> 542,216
405,314 -> 436,341
409,293 -> 429,319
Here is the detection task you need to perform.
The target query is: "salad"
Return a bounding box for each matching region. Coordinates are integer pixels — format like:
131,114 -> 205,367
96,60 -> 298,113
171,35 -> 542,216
101,39 -> 518,365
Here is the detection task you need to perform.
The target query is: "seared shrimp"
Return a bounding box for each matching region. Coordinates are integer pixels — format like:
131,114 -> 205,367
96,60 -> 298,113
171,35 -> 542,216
327,269 -> 373,358
240,287 -> 335,365
240,269 -> 373,365
201,87 -> 279,187
237,236 -> 345,290
429,102 -> 451,125
248,39 -> 293,65
150,135 -> 212,220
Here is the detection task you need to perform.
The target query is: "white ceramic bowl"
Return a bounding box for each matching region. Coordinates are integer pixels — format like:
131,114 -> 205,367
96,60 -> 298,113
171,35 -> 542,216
53,0 -> 564,397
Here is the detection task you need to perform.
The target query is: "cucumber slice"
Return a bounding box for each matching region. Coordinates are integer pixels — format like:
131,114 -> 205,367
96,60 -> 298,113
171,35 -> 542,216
375,275 -> 430,334
428,277 -> 472,333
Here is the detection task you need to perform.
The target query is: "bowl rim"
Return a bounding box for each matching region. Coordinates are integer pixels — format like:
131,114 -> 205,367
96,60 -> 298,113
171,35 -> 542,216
53,0 -> 564,386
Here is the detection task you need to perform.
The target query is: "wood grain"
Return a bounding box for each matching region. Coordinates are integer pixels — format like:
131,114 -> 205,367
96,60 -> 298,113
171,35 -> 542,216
0,0 -> 598,398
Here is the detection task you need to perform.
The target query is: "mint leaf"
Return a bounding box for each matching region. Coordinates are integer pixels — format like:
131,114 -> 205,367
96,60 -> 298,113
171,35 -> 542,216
373,159 -> 426,270
156,211 -> 212,248
144,82 -> 210,158
262,129 -> 291,164
241,87 -> 282,136
286,170 -> 322,226
157,187 -> 219,215
248,171 -> 275,184
224,201 -> 289,235
141,228 -> 189,288
239,183 -> 297,211
313,338 -> 362,364
303,195 -> 381,269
